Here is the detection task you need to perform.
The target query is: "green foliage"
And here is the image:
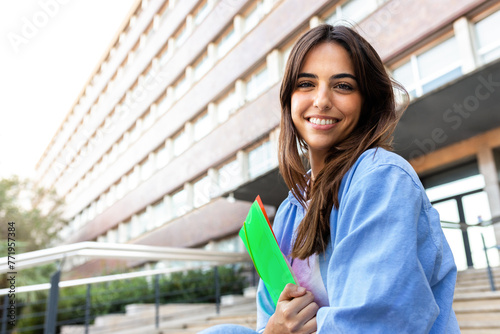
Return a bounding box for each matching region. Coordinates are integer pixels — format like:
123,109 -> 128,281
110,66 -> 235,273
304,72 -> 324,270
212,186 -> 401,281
0,176 -> 66,259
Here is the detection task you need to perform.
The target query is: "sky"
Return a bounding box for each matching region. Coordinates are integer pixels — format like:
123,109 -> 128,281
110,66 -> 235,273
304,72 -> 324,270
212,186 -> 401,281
0,0 -> 137,180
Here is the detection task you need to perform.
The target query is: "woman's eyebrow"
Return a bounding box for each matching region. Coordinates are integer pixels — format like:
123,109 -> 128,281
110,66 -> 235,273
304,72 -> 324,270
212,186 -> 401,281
297,73 -> 317,79
297,72 -> 357,81
331,73 -> 357,81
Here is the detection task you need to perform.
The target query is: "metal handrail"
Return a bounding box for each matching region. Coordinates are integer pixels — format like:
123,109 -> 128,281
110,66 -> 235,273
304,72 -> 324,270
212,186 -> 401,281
481,233 -> 500,291
0,241 -> 249,273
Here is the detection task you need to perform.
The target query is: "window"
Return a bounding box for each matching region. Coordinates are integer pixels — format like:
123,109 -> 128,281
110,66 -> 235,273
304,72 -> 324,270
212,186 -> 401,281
141,156 -> 153,181
153,200 -> 167,227
143,109 -> 155,129
246,65 -> 269,101
475,9 -> 500,64
175,74 -> 189,99
194,52 -> 211,81
106,228 -> 118,243
424,169 -> 499,270
129,123 -> 140,142
116,177 -> 126,199
248,141 -> 275,178
244,2 -> 263,33
175,23 -> 188,48
325,0 -> 382,25
217,159 -> 243,193
193,111 -> 212,141
217,90 -> 237,123
193,0 -> 211,25
194,175 -> 212,208
130,216 -> 141,238
128,168 -> 139,190
159,43 -> 170,66
138,210 -> 149,234
156,92 -> 170,115
156,144 -> 169,169
118,222 -> 128,243
217,26 -> 237,59
392,37 -> 462,98
171,188 -> 189,217
173,130 -> 189,156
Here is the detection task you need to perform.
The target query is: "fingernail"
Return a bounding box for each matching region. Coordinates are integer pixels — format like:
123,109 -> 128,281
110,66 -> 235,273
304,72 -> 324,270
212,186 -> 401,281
297,286 -> 306,293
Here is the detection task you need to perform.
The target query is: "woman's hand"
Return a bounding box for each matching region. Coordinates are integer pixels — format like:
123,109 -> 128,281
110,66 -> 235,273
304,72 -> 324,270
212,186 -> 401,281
264,284 -> 319,334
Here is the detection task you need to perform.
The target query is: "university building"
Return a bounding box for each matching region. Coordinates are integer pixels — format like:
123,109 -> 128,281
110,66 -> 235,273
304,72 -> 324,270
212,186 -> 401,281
35,0 -> 500,276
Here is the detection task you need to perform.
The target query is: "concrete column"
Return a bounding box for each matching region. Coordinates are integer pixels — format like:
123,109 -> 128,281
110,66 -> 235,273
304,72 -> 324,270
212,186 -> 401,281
234,15 -> 244,39
207,42 -> 217,66
309,16 -> 322,28
477,146 -> 500,245
235,79 -> 246,108
186,14 -> 194,35
207,0 -> 217,9
185,65 -> 195,88
168,37 -> 175,54
208,167 -> 219,198
453,17 -> 477,74
153,14 -> 161,30
207,102 -> 218,128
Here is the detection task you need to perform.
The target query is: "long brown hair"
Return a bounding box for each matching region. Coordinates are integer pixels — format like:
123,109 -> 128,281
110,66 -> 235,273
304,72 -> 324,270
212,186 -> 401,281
279,24 -> 407,259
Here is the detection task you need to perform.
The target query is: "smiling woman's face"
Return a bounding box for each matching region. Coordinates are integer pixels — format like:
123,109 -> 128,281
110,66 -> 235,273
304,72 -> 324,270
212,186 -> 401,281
291,42 -> 363,161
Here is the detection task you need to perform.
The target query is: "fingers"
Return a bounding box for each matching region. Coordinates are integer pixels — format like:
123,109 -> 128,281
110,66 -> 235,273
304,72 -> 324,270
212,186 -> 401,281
298,297 -> 319,320
301,311 -> 318,334
287,291 -> 316,313
279,283 -> 307,302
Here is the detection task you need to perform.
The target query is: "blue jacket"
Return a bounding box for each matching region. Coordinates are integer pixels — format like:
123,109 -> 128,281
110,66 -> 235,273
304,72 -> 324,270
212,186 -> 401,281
256,148 -> 460,333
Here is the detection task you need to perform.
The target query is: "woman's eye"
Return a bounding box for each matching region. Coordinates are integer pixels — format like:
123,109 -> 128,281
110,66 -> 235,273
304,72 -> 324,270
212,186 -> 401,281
335,83 -> 353,91
297,81 -> 313,88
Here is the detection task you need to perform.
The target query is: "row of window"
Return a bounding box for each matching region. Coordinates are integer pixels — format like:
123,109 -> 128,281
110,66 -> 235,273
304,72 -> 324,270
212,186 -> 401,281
38,0 -> 182,185
63,1 -> 285,205
51,0 -> 279,198
391,8 -> 500,98
41,0 -> 277,187
37,0 -> 153,180
59,131 -> 279,242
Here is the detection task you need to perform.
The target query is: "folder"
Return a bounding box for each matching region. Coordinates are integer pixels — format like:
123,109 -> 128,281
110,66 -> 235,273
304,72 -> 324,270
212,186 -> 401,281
239,196 -> 297,305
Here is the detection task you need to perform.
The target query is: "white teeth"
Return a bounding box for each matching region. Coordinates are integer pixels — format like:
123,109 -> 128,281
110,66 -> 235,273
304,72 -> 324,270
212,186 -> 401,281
309,117 -> 336,125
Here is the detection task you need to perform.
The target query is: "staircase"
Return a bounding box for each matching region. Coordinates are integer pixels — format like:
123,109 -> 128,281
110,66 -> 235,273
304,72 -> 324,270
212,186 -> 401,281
61,268 -> 500,333
454,266 -> 500,333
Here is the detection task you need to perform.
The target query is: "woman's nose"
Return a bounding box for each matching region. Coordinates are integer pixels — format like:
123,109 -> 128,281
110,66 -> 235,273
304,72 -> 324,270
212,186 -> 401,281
313,85 -> 332,111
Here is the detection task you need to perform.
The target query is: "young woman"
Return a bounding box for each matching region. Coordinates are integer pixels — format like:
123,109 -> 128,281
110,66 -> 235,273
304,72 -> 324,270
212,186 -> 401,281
201,24 -> 460,334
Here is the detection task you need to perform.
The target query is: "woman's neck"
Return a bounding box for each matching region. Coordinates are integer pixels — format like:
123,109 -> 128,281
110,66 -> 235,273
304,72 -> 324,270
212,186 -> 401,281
309,149 -> 328,180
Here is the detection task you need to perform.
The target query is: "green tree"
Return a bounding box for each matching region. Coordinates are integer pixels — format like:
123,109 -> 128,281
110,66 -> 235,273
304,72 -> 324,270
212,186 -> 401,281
0,176 -> 65,251
0,176 -> 66,287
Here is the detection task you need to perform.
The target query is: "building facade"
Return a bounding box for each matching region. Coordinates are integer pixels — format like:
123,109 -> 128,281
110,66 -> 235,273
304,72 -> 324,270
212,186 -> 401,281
35,0 -> 500,275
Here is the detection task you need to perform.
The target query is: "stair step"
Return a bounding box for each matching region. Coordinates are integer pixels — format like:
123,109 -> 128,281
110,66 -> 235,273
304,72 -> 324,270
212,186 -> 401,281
460,329 -> 500,334
459,320 -> 500,329
457,312 -> 500,321
454,291 -> 500,301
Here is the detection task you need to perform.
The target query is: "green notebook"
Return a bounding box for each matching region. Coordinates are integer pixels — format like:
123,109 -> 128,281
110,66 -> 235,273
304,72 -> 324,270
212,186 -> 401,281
239,196 -> 297,306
